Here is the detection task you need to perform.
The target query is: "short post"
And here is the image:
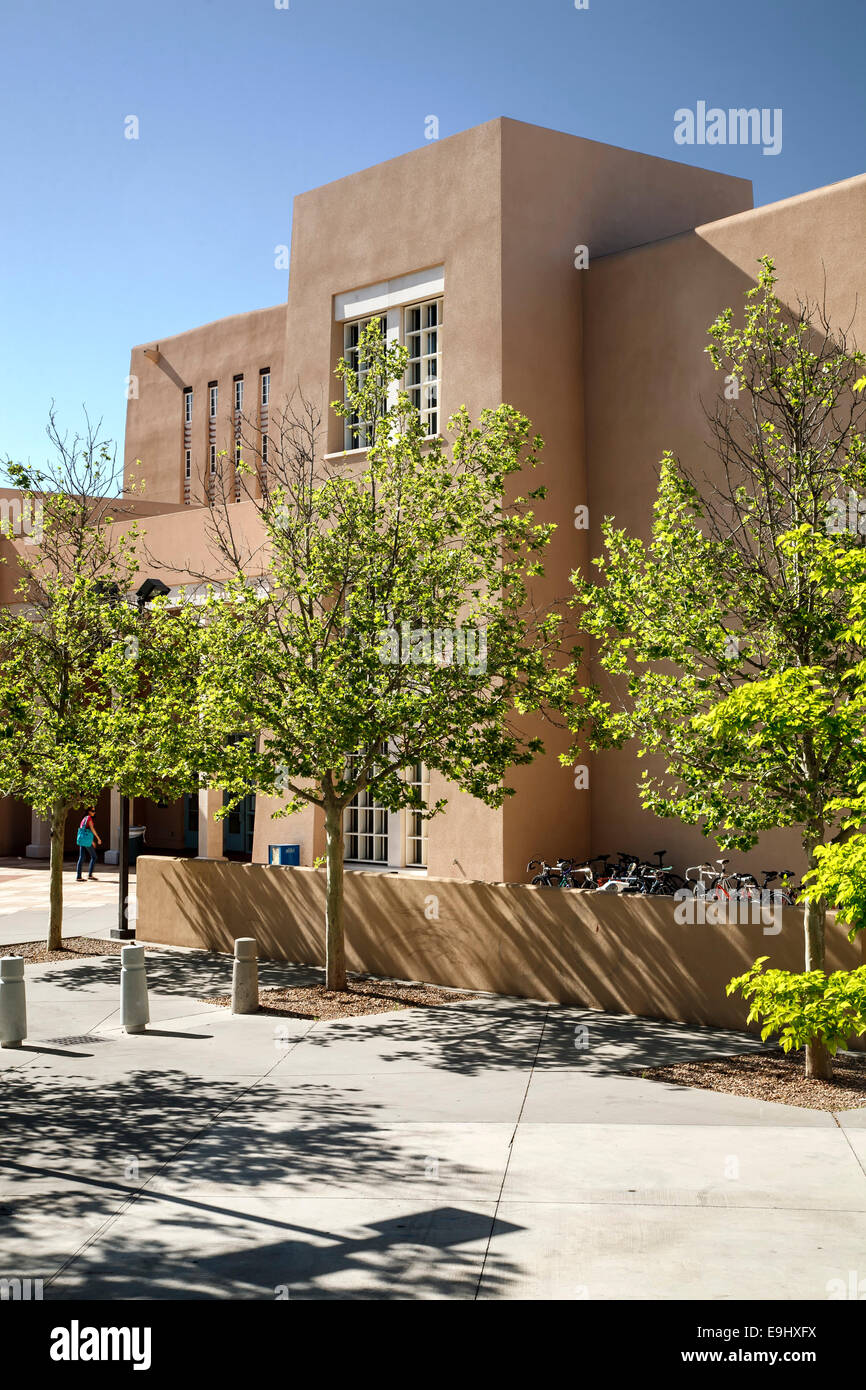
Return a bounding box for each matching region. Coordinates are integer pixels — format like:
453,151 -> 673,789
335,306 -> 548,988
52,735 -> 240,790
120,944 -> 150,1034
232,938 -> 259,1014
0,956 -> 27,1048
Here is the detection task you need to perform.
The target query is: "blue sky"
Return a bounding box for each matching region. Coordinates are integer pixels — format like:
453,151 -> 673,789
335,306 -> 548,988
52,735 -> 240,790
1,0 -> 864,477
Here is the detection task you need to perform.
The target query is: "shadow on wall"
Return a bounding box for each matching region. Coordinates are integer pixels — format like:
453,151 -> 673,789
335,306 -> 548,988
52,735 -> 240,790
137,857 -> 865,1040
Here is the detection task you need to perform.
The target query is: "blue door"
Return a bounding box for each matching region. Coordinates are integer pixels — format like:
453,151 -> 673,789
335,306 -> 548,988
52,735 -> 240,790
183,793 -> 199,852
223,794 -> 255,858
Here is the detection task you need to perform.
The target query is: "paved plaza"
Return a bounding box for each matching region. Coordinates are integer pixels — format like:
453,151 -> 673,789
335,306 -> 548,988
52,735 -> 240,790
2,899 -> 865,1300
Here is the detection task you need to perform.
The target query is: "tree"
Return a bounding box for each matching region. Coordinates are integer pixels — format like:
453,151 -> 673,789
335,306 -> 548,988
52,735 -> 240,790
193,320 -> 578,990
798,537 -> 866,934
572,259 -> 866,1079
0,412 -> 202,948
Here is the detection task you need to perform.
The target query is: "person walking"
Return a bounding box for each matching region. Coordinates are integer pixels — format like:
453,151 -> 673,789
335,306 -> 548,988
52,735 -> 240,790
75,809 -> 102,881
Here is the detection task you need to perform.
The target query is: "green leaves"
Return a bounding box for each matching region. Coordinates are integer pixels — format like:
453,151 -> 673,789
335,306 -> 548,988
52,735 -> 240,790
727,958 -> 866,1056
0,415 -> 203,821
196,317 -> 579,823
571,260 -> 866,861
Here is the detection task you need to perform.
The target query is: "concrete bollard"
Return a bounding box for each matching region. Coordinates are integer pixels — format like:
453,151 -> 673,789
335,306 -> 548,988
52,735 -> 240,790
0,956 -> 27,1048
120,944 -> 150,1034
231,938 -> 259,1014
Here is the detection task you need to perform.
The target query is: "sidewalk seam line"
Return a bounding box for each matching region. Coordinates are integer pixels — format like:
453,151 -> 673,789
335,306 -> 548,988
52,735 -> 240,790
473,1004 -> 551,1300
43,1019 -> 319,1290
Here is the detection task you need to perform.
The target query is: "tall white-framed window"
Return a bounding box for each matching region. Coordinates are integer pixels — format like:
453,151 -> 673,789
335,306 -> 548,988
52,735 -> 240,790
343,314 -> 387,451
261,434 -> 268,466
260,369 -> 270,406
405,763 -> 429,867
344,790 -> 389,864
184,448 -> 191,480
184,388 -> 193,424
404,298 -> 442,437
209,444 -> 216,475
234,376 -> 244,413
344,751 -> 389,864
209,383 -> 218,419
343,754 -> 430,869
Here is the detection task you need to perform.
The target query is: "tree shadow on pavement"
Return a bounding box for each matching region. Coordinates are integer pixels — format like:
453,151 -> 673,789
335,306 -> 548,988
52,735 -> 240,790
0,1066 -> 521,1299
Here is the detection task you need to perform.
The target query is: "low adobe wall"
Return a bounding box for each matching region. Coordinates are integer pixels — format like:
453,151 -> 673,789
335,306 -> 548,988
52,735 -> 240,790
136,856 -> 865,1038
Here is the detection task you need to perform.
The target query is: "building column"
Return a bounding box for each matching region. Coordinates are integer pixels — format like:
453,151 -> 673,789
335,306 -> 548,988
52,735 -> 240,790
103,788 -> 122,865
25,810 -> 51,859
198,788 -> 225,860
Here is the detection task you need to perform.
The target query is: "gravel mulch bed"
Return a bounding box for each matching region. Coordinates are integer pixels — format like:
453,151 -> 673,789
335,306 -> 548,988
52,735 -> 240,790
1,937 -> 126,964
633,1048 -> 866,1111
200,976 -> 475,1020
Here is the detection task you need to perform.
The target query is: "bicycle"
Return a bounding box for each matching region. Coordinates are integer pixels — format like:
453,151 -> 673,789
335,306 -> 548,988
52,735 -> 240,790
527,858 -> 565,888
685,859 -> 729,898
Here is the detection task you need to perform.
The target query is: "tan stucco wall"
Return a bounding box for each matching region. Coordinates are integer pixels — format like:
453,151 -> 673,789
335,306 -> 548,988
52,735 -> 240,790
496,121 -> 751,880
137,855 -> 864,1039
273,118 -> 753,881
124,303 -> 287,505
583,173 -> 866,881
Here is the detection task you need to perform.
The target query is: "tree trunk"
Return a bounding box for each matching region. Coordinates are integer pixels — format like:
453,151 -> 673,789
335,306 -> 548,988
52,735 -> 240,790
324,802 -> 347,992
47,804 -> 67,952
803,887 -> 831,1081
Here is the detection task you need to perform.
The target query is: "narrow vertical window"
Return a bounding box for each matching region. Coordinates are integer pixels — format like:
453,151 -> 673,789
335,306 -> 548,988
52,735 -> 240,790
404,298 -> 442,437
405,763 -> 429,866
184,449 -> 191,480
343,316 -> 385,450
260,369 -> 270,406
209,444 -> 216,475
183,388 -> 193,424
209,383 -> 218,419
234,376 -> 244,413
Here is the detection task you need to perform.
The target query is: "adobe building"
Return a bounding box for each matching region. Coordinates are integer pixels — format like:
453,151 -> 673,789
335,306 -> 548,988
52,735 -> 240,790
4,118 -> 864,884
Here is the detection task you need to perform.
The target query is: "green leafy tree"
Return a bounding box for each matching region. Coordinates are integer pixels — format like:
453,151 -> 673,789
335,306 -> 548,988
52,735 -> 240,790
0,413 -> 203,948
728,957 -> 866,1059
572,259 -> 866,1079
194,320 -> 578,989
801,537 -> 866,935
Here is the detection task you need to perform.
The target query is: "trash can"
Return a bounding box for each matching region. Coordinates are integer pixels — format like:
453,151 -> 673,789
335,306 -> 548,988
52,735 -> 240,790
128,826 -> 147,866
268,844 -> 300,867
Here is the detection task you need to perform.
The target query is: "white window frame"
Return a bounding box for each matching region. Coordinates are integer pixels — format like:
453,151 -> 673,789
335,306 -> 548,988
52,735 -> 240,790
184,448 -> 191,480
209,384 -> 218,419
234,378 -> 244,413
335,268 -> 444,452
404,763 -> 429,867
342,313 -> 396,451
260,371 -> 270,407
403,298 -> 442,439
209,444 -> 216,475
184,389 -> 193,424
344,755 -> 429,870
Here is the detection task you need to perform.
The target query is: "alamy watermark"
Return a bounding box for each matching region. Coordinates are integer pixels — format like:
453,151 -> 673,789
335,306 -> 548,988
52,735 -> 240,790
674,103 -> 782,156
0,1276 -> 43,1300
376,619 -> 487,673
674,888 -> 784,935
0,494 -> 43,543
826,491 -> 866,535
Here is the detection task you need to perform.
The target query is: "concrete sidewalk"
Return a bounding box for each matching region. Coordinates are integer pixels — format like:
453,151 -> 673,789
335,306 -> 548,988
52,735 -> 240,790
1,946 -> 865,1300
0,860 -> 129,945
